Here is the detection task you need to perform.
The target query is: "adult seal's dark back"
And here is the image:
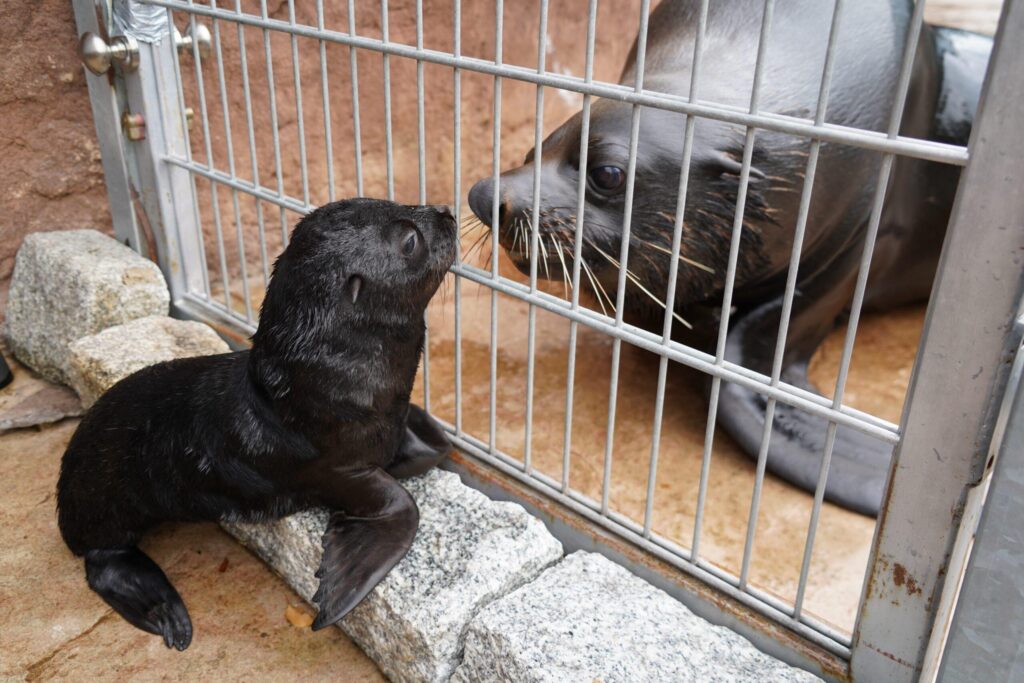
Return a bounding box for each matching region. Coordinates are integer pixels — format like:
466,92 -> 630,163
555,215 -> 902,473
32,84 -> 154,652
467,0 -> 991,515
57,199 -> 457,649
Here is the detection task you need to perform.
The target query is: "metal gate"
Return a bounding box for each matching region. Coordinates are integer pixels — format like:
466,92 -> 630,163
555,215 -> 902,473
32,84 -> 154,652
72,0 -> 1024,679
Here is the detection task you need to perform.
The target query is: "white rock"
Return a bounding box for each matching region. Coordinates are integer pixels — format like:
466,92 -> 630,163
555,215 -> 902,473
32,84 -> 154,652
66,315 -> 230,407
225,469 -> 563,683
4,230 -> 169,385
453,551 -> 822,683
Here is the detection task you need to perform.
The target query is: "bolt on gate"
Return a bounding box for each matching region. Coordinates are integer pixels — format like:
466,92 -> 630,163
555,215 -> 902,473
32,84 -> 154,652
73,0 -> 1023,680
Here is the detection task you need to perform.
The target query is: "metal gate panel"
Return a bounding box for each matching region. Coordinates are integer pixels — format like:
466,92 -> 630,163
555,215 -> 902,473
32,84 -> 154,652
71,0 -> 1022,679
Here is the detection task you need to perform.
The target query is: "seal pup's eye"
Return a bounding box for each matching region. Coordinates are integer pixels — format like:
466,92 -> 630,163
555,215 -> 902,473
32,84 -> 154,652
394,219 -> 424,260
588,165 -> 626,193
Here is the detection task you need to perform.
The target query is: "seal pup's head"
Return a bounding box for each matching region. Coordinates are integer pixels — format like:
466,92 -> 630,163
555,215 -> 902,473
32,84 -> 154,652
254,198 -> 457,359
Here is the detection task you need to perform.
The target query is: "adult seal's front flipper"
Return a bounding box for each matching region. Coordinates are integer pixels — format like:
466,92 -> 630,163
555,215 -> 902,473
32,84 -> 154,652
716,299 -> 893,517
387,403 -> 451,480
311,467 -> 419,630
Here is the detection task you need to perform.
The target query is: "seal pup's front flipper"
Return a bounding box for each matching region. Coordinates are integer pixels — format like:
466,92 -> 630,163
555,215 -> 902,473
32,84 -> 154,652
311,467 -> 418,630
716,295 -> 893,516
387,403 -> 452,480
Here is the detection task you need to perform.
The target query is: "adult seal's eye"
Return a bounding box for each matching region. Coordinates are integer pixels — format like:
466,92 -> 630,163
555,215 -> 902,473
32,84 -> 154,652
588,165 -> 626,192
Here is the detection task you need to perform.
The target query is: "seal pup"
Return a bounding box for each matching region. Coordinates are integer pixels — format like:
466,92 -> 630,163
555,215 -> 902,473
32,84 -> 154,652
466,0 -> 991,515
57,198 -> 457,649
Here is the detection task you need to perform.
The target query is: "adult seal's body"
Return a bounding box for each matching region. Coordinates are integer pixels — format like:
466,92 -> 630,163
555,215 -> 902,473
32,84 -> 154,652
467,0 -> 991,515
57,199 -> 457,649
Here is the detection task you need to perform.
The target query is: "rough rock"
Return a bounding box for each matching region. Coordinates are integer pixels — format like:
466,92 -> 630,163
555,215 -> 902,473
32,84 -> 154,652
0,347 -> 82,431
453,551 -> 822,683
4,229 -> 169,384
225,469 -> 563,683
66,315 -> 229,407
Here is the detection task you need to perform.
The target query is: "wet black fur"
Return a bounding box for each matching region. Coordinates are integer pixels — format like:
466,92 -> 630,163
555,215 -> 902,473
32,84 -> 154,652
57,198 -> 457,650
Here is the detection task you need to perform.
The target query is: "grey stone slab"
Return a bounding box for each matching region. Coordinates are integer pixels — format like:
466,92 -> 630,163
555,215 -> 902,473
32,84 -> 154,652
453,551 -> 822,683
0,346 -> 82,432
66,315 -> 229,407
4,229 -> 169,385
225,469 -> 563,683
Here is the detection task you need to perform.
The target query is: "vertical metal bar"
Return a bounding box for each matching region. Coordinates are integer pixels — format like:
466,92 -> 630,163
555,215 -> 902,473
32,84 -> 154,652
165,9 -> 211,301
412,0 -> 431,411
600,0 -> 652,514
794,0 -> 927,619
187,1 -> 232,312
346,0 -> 364,196
70,0 -> 144,254
936,329 -> 1024,682
118,5 -> 205,307
692,0 -> 775,557
416,0 -> 430,411
642,0 -> 710,537
852,0 -> 1024,678
286,0 -> 309,208
488,0 -> 504,455
210,0 -> 254,323
559,0 -> 598,492
522,0 -> 550,473
234,0 -> 270,288
739,0 -> 844,588
452,0 -> 464,435
260,0 -> 290,246
381,0 -> 395,200
317,0 -> 335,202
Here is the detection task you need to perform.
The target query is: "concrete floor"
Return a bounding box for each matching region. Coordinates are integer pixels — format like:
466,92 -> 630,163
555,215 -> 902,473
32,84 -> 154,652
0,366 -> 384,681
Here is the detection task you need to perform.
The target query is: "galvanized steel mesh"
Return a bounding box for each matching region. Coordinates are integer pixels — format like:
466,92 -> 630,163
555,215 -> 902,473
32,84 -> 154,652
139,0 -> 972,658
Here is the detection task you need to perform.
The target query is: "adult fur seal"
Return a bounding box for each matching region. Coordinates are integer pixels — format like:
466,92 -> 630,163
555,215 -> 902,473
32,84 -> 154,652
57,198 -> 457,649
467,0 -> 991,515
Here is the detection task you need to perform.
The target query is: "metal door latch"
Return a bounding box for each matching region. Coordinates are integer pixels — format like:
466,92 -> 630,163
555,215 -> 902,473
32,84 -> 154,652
79,32 -> 139,74
174,23 -> 212,58
122,111 -> 145,141
79,22 -> 211,76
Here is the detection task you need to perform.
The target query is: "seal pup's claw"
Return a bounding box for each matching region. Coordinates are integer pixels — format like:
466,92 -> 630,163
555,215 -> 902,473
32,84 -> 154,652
311,468 -> 419,630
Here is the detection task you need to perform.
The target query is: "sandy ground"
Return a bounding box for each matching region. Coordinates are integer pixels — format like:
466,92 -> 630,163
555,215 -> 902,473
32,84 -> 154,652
0,358 -> 383,682
413,260 -> 925,635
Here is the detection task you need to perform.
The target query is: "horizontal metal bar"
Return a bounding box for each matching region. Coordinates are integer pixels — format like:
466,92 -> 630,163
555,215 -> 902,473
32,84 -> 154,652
165,156 -> 312,214
451,262 -> 900,443
163,154 -> 898,444
441,423 -> 852,659
141,0 -> 968,166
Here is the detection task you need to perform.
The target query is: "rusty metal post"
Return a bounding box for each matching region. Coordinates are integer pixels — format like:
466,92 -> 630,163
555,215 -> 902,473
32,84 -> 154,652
850,0 -> 1024,678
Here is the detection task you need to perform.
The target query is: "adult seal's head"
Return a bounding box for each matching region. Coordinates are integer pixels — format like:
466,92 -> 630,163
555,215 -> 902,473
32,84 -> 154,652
467,0 -> 991,515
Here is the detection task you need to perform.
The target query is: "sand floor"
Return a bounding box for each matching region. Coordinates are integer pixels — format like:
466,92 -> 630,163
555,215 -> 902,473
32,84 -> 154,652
0,353 -> 384,682
414,259 -> 925,635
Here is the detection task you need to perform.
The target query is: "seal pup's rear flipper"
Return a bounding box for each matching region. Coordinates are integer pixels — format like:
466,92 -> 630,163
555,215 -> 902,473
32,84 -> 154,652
84,547 -> 193,650
311,467 -> 418,630
717,298 -> 893,516
387,403 -> 452,480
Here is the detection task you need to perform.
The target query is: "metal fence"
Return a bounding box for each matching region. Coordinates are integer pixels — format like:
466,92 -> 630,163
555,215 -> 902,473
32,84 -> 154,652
73,0 -> 1023,679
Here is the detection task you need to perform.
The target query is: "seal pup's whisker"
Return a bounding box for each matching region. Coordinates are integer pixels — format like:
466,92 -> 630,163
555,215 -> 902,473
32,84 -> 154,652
553,234 -> 572,300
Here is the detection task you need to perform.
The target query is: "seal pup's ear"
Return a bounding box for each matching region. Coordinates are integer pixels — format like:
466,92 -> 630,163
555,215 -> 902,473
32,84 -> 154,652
346,275 -> 363,304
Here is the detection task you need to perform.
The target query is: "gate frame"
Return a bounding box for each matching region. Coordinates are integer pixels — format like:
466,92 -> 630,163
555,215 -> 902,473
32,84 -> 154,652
71,0 -> 1024,680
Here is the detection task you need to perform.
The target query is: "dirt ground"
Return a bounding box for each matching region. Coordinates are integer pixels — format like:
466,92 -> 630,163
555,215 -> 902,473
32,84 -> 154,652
0,354 -> 384,681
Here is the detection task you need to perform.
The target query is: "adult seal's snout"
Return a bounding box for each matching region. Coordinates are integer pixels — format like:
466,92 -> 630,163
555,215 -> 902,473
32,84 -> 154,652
467,0 -> 992,515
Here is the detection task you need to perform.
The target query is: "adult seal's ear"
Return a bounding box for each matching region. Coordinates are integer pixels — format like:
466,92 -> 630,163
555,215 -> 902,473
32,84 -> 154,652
346,274 -> 363,304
